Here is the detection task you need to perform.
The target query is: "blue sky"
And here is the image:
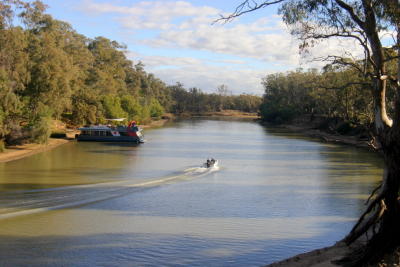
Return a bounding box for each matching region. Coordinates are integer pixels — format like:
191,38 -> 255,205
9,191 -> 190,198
41,0 -> 363,95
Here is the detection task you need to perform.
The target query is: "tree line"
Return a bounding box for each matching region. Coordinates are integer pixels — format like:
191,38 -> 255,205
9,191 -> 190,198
260,62 -> 397,136
0,0 -> 261,149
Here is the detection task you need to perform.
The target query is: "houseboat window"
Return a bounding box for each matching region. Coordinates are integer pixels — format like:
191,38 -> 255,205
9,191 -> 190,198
120,132 -> 128,136
106,131 -> 112,136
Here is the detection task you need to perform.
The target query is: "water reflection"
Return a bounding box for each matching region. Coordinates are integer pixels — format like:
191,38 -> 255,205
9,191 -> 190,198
0,118 -> 383,266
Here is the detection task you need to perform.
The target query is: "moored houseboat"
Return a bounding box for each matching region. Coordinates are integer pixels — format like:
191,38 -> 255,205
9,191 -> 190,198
76,120 -> 144,143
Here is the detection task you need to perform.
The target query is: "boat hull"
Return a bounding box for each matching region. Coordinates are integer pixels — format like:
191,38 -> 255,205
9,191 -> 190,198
76,135 -> 143,143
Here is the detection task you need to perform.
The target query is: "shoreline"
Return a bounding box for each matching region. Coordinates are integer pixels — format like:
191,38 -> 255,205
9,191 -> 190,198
278,123 -> 374,151
0,115 -> 374,165
265,241 -> 366,267
0,138 -> 71,163
0,118 -> 172,164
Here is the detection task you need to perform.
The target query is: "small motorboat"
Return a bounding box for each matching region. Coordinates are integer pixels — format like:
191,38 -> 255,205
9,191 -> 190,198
204,158 -> 218,168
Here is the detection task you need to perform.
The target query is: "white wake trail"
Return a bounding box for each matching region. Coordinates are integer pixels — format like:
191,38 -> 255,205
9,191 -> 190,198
0,164 -> 220,220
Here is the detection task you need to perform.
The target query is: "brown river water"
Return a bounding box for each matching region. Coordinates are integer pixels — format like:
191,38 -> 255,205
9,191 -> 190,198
0,118 -> 383,266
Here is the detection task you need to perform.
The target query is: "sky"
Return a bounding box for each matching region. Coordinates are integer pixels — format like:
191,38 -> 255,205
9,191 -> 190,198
41,0 -> 365,95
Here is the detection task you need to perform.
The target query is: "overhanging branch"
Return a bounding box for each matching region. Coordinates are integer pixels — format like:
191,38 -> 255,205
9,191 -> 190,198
214,0 -> 286,23
316,55 -> 373,78
335,0 -> 365,29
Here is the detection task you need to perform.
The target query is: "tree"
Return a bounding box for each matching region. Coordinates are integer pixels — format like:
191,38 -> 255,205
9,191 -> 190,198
221,0 -> 400,265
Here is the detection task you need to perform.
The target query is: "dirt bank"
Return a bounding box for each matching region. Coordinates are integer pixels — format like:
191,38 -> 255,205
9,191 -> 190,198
0,118 -> 172,164
177,110 -> 259,119
266,241 -> 359,267
267,241 -> 400,267
283,124 -> 373,150
0,138 -> 71,163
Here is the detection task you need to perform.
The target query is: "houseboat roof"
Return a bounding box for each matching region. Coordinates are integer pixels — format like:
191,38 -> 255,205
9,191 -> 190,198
78,125 -> 112,131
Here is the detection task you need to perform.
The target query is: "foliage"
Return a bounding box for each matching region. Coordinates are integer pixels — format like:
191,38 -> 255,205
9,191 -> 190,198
101,95 -> 127,120
28,103 -> 52,144
0,0 -> 262,147
168,83 -> 262,114
120,95 -> 142,121
149,98 -> 164,119
260,67 -> 376,126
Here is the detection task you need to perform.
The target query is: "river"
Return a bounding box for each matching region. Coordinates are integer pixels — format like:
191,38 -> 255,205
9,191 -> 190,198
0,118 -> 383,266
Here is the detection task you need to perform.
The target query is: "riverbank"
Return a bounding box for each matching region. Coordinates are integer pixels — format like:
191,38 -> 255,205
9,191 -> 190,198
266,241 -> 358,267
0,118 -> 173,164
266,241 -> 400,266
0,138 -> 71,163
177,110 -> 259,119
262,114 -> 375,151
282,124 -> 373,150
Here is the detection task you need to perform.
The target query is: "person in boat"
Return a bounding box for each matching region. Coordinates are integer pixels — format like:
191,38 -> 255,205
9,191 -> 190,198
205,158 -> 216,168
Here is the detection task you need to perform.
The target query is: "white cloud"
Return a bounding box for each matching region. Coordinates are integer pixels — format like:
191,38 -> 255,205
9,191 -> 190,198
127,53 -> 269,95
79,0 -> 371,94
82,0 -> 219,30
142,19 -> 301,66
81,0 -> 300,66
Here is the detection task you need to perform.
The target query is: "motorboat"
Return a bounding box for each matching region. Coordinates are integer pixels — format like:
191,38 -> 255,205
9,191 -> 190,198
204,158 -> 218,168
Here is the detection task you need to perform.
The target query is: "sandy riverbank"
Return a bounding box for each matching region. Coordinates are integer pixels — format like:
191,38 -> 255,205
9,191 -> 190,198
0,138 -> 71,163
0,118 -> 172,164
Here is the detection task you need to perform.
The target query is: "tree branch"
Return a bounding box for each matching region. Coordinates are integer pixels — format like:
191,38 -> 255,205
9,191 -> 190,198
384,55 -> 400,63
214,0 -> 285,23
335,0 -> 365,29
317,55 -> 373,78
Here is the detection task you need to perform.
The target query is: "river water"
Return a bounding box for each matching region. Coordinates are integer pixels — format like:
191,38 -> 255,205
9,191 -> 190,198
0,118 -> 383,266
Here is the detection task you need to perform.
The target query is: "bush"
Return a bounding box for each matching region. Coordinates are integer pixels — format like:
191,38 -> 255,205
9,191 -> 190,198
336,122 -> 354,135
0,140 -> 5,152
29,105 -> 53,144
50,132 -> 67,138
260,103 -> 296,124
121,95 -> 142,121
149,98 -> 164,119
102,95 -> 127,119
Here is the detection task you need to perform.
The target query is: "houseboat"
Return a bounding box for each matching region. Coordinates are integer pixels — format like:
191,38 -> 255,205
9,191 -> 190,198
76,120 -> 144,143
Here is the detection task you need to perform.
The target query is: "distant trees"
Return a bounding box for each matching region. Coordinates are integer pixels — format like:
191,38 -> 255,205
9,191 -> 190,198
168,83 -> 261,115
260,67 -> 375,127
0,0 -> 259,149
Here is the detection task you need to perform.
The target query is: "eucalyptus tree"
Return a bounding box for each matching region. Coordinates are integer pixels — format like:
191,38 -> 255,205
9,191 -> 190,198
221,0 -> 400,264
0,0 -> 31,146
87,37 -> 128,95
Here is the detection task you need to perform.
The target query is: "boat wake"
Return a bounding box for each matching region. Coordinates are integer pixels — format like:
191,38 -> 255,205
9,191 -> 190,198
183,165 -> 219,176
0,164 -> 220,220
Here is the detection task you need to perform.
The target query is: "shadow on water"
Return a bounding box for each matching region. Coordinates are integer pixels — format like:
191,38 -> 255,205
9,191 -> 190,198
0,233 -> 332,267
99,142 -> 141,147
